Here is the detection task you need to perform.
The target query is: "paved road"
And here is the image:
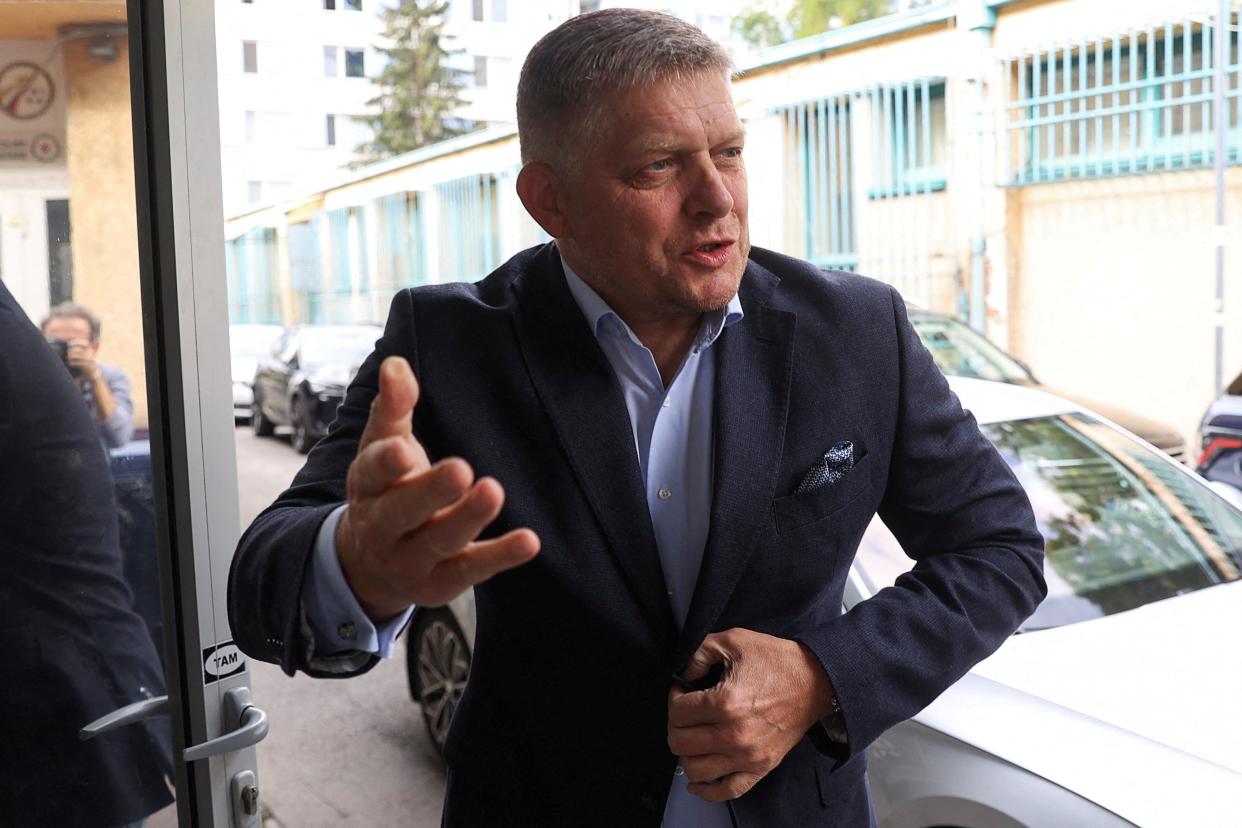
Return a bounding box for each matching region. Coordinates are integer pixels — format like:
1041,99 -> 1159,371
234,424 -> 446,827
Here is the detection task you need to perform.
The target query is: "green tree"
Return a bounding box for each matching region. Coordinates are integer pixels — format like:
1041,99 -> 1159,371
731,5 -> 787,49
733,0 -> 894,49
352,0 -> 467,164
788,0 -> 891,39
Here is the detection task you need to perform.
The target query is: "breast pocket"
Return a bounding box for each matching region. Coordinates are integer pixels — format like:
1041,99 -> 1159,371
773,453 -> 872,535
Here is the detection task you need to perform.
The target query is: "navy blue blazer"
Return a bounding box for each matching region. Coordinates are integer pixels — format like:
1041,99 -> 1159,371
229,244 -> 1045,826
0,282 -> 172,826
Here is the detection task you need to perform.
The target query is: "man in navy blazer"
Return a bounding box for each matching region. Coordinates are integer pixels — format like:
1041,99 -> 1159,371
229,10 -> 1045,826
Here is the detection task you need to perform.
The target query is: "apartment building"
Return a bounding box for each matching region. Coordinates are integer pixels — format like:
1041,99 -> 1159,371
215,0 -> 386,215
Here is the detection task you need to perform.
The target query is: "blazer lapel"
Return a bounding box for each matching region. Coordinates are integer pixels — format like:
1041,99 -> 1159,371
675,263 -> 797,665
511,247 -> 678,643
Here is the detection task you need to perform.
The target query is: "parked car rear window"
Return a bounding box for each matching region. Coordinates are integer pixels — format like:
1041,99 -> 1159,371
856,413 -> 1242,631
910,315 -> 1031,384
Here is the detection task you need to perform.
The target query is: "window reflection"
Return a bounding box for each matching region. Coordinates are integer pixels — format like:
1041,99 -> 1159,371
856,414 -> 1242,632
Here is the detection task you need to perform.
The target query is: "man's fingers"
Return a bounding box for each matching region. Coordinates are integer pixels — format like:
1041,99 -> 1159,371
367,458 -> 474,535
410,477 -> 507,560
680,754 -> 737,786
687,772 -> 760,803
422,530 -> 541,599
668,683 -> 727,728
359,356 -> 420,452
667,721 -> 734,757
683,631 -> 731,682
348,434 -> 435,500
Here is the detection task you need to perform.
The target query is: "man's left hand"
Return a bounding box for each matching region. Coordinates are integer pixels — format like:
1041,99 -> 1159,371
667,628 -> 835,802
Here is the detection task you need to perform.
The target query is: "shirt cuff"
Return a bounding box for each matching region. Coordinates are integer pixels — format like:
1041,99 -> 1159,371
302,503 -> 414,659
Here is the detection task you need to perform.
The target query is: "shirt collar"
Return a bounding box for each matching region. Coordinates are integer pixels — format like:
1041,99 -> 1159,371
559,252 -> 744,350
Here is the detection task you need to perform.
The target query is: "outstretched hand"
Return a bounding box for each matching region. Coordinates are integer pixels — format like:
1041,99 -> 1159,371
667,628 -> 836,802
335,356 -> 540,621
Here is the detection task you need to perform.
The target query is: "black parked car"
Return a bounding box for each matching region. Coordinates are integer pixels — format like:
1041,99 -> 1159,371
251,325 -> 382,453
908,308 -> 1187,462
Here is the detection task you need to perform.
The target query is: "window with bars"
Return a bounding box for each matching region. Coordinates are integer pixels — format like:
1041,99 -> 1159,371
865,80 -> 947,198
376,192 -> 428,289
1001,18 -> 1241,185
779,96 -> 858,271
436,174 -> 501,282
225,228 -> 281,324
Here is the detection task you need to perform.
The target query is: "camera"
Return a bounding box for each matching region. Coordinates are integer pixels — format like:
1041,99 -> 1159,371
46,337 -> 85,378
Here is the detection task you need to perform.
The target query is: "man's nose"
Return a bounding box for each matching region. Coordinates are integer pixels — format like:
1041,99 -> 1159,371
684,161 -> 734,219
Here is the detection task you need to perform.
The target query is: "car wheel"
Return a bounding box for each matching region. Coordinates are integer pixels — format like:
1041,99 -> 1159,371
290,396 -> 313,454
407,608 -> 470,756
251,394 -> 275,437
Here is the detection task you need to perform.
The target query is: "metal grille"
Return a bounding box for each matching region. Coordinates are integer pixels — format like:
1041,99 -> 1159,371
779,95 -> 858,271
225,227 -> 280,324
435,173 -> 501,282
778,79 -> 951,309
1000,15 -> 1242,185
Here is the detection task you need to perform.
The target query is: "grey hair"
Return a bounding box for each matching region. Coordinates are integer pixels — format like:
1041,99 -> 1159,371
516,9 -> 734,169
42,302 -> 101,341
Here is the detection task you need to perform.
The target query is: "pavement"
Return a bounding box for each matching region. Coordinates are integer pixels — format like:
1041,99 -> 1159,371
234,424 -> 447,827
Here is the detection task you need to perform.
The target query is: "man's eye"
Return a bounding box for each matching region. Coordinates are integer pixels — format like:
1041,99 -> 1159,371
720,147 -> 743,160
645,159 -> 673,172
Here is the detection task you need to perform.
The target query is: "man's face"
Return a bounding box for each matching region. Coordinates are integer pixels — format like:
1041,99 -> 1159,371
43,316 -> 97,352
556,70 -> 749,326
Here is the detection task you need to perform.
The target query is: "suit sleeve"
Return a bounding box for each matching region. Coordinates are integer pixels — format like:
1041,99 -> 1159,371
227,290 -> 419,678
794,286 -> 1047,765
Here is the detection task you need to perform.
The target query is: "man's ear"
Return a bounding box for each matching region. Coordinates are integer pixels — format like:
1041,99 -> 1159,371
516,162 -> 572,239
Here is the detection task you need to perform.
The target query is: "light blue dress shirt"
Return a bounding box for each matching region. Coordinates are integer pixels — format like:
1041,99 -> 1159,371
304,255 -> 743,824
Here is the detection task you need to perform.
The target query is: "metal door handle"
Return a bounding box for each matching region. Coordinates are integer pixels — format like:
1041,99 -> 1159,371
80,695 -> 170,740
183,686 -> 269,762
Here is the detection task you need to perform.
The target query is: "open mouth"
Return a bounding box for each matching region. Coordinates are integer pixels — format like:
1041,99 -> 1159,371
697,243 -> 725,253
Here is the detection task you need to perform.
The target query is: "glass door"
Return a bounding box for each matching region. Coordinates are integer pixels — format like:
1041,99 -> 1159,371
0,0 -> 261,825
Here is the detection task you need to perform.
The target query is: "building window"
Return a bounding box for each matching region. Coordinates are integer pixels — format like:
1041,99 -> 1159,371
242,40 -> 258,73
345,49 -> 365,78
244,110 -> 256,142
490,0 -> 507,23
247,181 -> 262,203
344,0 -> 361,9
580,1 -> 600,13
436,174 -> 501,282
324,45 -> 338,77
326,114 -> 336,146
473,0 -> 484,21
474,56 -> 487,88
324,0 -> 335,8
779,95 -> 858,271
866,80 -> 947,198
1001,17 -> 1241,184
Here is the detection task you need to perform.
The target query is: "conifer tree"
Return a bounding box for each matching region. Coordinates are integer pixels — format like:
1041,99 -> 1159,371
353,0 -> 468,164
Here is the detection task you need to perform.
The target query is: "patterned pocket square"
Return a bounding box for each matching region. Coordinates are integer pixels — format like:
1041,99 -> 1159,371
795,441 -> 856,494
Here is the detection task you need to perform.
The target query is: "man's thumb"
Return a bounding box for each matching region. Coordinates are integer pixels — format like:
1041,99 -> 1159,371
364,356 -> 419,444
683,633 -> 728,683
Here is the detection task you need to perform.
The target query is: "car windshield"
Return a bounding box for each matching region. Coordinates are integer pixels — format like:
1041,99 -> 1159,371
910,314 -> 1032,383
856,413 -> 1242,632
299,328 -> 378,369
230,326 -> 281,359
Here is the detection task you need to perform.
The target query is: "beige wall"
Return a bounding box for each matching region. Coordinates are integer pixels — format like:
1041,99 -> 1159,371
63,37 -> 148,430
1011,169 -> 1242,451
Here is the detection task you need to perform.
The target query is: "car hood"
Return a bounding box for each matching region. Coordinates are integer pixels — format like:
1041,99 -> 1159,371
914,580 -> 1242,825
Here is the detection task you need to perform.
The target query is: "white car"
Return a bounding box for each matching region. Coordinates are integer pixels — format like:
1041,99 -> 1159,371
406,377 -> 1242,826
229,323 -> 283,420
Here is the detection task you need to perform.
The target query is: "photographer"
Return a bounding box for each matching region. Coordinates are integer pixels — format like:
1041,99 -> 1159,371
41,302 -> 134,449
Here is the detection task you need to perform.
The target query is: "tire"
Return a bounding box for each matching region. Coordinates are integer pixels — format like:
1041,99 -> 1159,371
290,396 -> 313,454
406,608 -> 471,756
251,393 -> 275,437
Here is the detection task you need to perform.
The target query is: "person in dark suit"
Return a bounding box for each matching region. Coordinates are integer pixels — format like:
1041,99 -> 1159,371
229,10 -> 1045,826
0,280 -> 172,827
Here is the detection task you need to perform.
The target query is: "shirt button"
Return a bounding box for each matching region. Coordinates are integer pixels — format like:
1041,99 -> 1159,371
674,766 -> 685,777
662,398 -> 671,408
337,621 -> 357,641
658,487 -> 672,501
